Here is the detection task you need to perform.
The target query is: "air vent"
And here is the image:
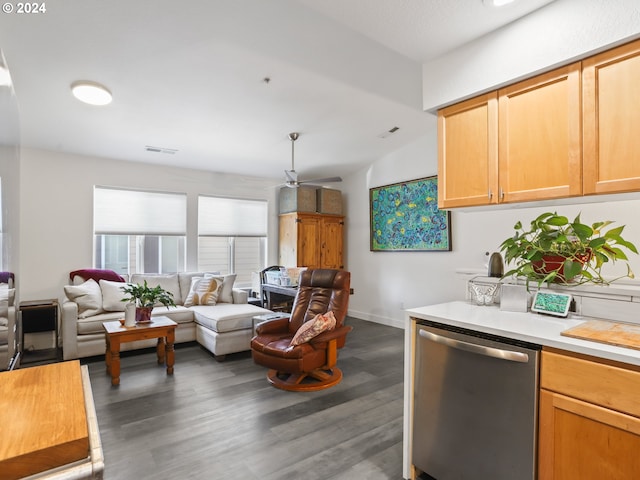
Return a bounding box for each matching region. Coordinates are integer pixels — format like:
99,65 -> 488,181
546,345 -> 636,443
145,145 -> 178,154
377,126 -> 400,139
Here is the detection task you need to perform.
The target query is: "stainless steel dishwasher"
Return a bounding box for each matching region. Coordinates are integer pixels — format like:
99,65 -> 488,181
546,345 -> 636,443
412,321 -> 540,480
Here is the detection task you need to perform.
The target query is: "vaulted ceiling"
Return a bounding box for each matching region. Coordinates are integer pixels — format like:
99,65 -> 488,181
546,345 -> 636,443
0,0 -> 555,183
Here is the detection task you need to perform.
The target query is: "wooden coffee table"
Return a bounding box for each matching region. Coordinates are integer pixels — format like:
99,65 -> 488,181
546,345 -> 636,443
102,316 -> 177,386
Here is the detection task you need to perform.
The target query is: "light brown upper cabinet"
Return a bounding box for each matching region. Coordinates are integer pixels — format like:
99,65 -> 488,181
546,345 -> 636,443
439,64 -> 582,208
438,93 -> 498,208
583,38 -> 640,195
498,63 -> 582,203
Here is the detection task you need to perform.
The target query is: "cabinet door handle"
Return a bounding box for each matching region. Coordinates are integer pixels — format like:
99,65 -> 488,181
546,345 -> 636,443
499,187 -> 505,200
488,189 -> 493,200
418,329 -> 530,363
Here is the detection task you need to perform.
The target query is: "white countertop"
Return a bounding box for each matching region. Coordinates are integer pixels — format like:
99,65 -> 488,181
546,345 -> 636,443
406,301 -> 640,367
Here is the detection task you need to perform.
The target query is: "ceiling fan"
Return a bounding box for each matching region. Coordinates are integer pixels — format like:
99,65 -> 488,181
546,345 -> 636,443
284,132 -> 342,188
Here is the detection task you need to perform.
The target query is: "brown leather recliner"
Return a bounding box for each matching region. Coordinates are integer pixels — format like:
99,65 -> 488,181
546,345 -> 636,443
251,268 -> 351,391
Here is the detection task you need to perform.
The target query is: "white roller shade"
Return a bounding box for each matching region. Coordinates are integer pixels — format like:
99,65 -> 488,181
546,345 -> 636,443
94,187 -> 187,235
198,196 -> 267,236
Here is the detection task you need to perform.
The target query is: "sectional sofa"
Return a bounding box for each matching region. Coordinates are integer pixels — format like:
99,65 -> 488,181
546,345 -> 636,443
61,271 -> 272,361
0,282 -> 16,370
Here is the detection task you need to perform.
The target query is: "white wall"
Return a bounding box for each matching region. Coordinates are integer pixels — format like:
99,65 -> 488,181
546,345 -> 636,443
15,0 -> 640,327
346,0 -> 640,328
345,126 -> 640,328
422,0 -> 640,110
343,126 -> 466,328
18,148 -> 281,301
0,48 -> 21,283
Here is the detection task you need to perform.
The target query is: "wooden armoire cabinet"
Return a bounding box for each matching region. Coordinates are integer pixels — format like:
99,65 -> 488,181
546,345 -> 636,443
279,212 -> 344,269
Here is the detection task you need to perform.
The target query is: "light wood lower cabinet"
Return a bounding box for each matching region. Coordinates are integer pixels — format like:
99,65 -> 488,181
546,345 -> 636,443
539,350 -> 640,479
278,212 -> 344,269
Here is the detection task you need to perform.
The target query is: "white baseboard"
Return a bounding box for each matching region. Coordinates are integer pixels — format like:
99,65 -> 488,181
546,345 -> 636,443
347,309 -> 405,330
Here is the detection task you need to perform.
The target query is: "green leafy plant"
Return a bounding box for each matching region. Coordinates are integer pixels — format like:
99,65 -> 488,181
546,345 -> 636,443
499,212 -> 638,288
121,280 -> 176,308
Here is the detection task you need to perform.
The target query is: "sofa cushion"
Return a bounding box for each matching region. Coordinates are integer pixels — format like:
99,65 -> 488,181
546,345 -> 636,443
77,310 -> 124,335
193,303 -> 270,334
64,279 -> 104,318
130,274 -> 182,305
76,306 -> 193,335
100,279 -> 130,312
151,305 -> 193,325
204,273 -> 236,304
0,284 -> 8,319
183,277 -> 222,307
0,324 -> 7,344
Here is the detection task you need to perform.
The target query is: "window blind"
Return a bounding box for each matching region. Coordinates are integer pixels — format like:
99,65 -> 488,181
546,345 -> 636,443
94,187 -> 187,235
198,196 -> 267,236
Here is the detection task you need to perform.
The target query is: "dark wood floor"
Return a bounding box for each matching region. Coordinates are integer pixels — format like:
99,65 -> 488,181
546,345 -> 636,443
83,317 -> 405,480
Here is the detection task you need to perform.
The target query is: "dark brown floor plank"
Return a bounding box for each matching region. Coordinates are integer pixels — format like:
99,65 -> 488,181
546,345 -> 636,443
83,317 -> 405,480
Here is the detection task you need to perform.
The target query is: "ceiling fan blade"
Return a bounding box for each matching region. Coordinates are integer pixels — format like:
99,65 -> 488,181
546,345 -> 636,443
299,176 -> 343,185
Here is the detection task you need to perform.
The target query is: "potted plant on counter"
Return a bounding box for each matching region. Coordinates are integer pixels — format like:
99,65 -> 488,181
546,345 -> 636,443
499,212 -> 638,289
121,280 -> 176,323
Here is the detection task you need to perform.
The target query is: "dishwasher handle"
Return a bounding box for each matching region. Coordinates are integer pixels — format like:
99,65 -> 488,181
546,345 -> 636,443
419,328 -> 529,363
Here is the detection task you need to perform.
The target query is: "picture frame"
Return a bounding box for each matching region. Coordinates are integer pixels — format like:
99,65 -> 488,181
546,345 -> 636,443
369,176 -> 451,252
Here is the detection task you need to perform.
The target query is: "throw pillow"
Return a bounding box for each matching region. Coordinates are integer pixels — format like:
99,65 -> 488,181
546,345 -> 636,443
64,279 -> 104,318
100,279 -> 130,312
183,277 -> 223,307
204,273 -> 236,303
290,311 -> 337,346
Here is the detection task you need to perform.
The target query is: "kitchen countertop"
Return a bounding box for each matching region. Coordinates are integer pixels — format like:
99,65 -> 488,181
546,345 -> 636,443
406,301 -> 640,367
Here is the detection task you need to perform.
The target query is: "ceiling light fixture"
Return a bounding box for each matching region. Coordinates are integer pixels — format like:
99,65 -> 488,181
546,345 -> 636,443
70,81 -> 112,106
483,0 -> 516,6
0,65 -> 12,87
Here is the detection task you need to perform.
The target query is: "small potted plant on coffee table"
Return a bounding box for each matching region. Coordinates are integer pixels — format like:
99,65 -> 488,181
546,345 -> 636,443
499,212 -> 638,289
121,280 -> 176,323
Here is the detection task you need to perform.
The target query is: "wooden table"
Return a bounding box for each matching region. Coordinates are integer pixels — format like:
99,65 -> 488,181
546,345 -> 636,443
102,316 -> 177,386
0,361 -> 104,479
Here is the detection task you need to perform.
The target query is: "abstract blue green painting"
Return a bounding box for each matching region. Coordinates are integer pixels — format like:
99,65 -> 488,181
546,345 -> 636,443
369,176 -> 451,252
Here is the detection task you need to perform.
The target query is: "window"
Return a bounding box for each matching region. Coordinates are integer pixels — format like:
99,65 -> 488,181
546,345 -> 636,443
198,196 -> 267,283
94,187 -> 187,275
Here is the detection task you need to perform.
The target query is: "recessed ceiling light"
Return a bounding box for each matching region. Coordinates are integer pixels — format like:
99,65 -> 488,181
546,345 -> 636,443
71,81 -> 112,106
